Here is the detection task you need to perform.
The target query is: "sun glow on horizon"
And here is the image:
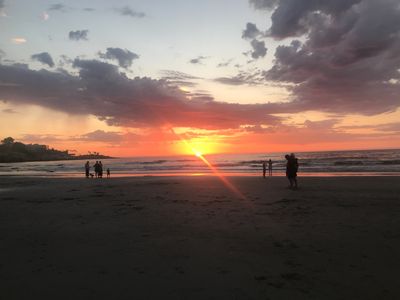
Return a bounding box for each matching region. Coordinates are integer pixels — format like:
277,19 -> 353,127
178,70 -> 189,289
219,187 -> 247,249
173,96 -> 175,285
170,127 -> 246,199
194,150 -> 203,157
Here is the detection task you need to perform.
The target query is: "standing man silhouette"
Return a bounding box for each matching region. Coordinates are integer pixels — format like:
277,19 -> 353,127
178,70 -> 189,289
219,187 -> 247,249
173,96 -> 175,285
262,161 -> 267,178
268,159 -> 273,176
85,161 -> 90,178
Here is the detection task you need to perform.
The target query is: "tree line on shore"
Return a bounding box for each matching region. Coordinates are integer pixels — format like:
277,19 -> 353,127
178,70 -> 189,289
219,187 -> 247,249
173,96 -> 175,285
0,137 -> 111,163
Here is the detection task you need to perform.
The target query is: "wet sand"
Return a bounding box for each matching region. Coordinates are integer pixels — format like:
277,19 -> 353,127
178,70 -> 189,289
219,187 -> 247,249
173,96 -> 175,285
1,176 -> 399,299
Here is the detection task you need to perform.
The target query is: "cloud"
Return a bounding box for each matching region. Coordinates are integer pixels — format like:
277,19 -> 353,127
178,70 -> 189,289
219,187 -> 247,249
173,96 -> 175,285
31,52 -> 55,67
189,56 -> 208,65
11,37 -> 27,44
249,0 -> 278,10
372,123 -> 400,133
214,70 -> 264,86
260,0 -> 362,39
0,0 -> 5,16
19,131 -> 131,146
160,70 -> 200,87
115,6 -> 145,18
0,59 -> 283,130
250,39 -> 267,59
72,130 -> 124,143
69,30 -> 89,41
236,118 -> 377,146
0,49 -> 5,60
242,23 -> 267,59
160,70 -> 200,81
58,55 -> 73,67
242,23 -> 264,40
339,122 -> 400,133
19,134 -> 62,143
215,77 -> 249,86
249,0 -> 400,115
2,108 -> 18,114
48,3 -> 67,12
99,48 -> 139,68
217,59 -> 233,68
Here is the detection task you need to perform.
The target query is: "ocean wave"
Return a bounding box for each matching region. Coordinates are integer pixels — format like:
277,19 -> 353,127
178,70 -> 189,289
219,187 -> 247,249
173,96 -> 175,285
334,161 -> 364,166
378,160 -> 400,165
125,160 -> 168,165
1,149 -> 399,176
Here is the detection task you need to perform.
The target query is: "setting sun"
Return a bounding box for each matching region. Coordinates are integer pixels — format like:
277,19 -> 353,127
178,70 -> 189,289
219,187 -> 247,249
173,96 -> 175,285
194,150 -> 202,157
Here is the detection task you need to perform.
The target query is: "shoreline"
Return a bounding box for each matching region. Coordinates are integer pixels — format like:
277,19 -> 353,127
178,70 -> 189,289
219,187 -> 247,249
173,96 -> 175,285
1,171 -> 400,178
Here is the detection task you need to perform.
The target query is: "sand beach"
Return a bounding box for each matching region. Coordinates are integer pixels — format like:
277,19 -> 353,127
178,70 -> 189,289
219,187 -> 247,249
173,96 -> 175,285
1,175 -> 400,299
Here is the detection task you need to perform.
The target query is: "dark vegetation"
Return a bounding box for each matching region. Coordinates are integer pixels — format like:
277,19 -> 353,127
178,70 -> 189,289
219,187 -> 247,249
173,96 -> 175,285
0,137 -> 112,163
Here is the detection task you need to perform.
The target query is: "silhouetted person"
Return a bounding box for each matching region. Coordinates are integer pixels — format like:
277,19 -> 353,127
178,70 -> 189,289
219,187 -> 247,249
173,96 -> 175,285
268,159 -> 273,176
94,161 -> 99,178
262,161 -> 266,178
107,168 -> 110,178
85,161 -> 90,178
285,153 -> 298,189
98,161 -> 103,178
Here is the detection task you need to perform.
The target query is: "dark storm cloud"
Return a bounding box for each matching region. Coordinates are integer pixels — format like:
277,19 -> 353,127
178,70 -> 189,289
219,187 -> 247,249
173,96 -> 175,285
31,52 -> 55,68
250,39 -> 267,59
0,0 -> 4,10
249,0 -> 400,115
250,0 -> 362,39
99,48 -> 139,69
115,6 -> 145,18
242,23 -> 263,40
69,30 -> 89,41
0,60 -> 283,130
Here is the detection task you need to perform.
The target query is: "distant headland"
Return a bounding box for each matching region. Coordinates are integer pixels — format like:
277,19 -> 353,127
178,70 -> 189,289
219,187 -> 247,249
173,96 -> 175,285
0,137 -> 112,163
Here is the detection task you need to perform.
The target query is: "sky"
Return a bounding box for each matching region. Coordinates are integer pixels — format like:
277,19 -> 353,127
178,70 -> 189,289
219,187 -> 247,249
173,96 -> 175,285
1,0 -> 400,157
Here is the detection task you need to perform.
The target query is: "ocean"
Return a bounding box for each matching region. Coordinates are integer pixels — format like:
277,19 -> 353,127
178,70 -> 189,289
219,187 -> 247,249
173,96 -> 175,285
0,149 -> 399,177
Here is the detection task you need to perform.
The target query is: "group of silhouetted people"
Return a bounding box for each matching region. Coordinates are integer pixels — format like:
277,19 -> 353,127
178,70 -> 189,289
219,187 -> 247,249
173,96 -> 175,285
85,161 -> 110,178
262,159 -> 273,178
262,153 -> 299,189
